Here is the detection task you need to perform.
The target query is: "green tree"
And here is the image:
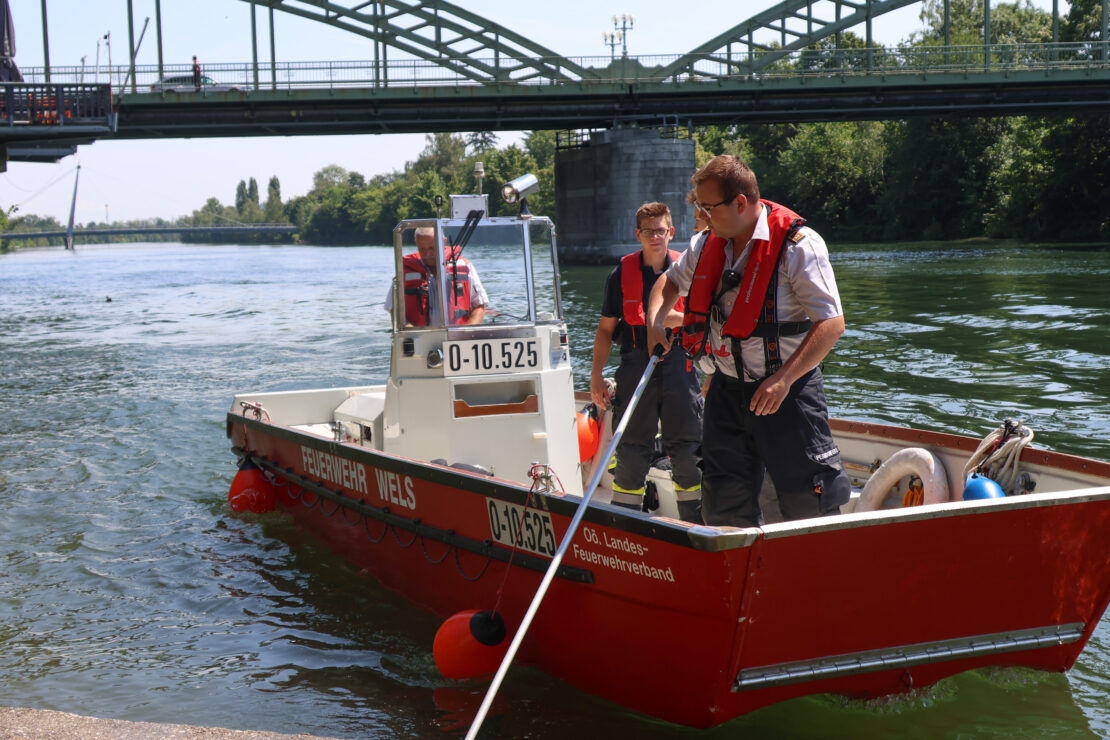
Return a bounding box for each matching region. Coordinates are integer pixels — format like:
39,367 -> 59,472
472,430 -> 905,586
284,194 -> 317,233
312,164 -> 350,192
876,116 -> 1010,240
346,186 -> 387,241
195,197 -> 230,224
247,177 -> 260,206
795,31 -> 874,72
410,133 -> 468,187
523,130 -> 557,170
777,121 -> 887,239
1029,114 -> 1110,241
913,0 -> 1052,50
465,130 -> 500,154
1061,0 -> 1108,60
4,213 -> 64,247
694,125 -> 752,168
234,180 -> 248,213
238,199 -> 264,225
264,176 -> 284,223
303,186 -> 360,244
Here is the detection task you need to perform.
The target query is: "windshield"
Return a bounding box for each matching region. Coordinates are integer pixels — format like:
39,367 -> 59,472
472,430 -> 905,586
392,217 -> 562,330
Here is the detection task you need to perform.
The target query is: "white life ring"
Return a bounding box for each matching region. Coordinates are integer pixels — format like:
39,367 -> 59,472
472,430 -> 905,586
856,447 -> 950,512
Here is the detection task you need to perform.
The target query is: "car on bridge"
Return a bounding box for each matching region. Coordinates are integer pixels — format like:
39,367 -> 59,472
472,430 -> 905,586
150,75 -> 242,94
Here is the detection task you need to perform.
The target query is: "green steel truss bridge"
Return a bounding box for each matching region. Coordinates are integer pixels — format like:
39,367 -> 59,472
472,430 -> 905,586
3,0 -> 1109,163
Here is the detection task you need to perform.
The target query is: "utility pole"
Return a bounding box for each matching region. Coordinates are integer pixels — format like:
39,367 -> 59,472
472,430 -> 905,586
39,0 -> 51,82
155,0 -> 163,82
127,0 -> 136,93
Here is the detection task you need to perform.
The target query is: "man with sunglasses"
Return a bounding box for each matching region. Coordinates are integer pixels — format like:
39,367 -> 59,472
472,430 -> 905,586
590,202 -> 703,522
646,156 -> 850,527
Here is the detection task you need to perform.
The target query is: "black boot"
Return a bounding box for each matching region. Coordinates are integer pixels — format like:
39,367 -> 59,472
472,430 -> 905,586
677,499 -> 703,524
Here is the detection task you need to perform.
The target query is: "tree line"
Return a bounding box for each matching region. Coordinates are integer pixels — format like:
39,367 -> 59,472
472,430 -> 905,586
695,0 -> 1109,244
3,0 -> 1106,249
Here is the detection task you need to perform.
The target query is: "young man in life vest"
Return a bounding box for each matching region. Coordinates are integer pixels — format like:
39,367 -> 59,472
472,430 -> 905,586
384,226 -> 487,326
589,202 -> 703,522
646,155 -> 851,527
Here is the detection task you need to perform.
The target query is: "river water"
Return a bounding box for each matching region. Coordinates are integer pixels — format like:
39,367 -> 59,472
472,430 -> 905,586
2,241 -> 1109,739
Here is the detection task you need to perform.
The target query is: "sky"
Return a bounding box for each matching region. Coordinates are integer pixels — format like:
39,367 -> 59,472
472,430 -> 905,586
0,0 -> 1064,225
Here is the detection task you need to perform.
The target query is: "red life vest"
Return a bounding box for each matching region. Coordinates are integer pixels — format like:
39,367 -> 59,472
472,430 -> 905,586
402,246 -> 473,326
619,249 -> 685,328
681,200 -> 805,356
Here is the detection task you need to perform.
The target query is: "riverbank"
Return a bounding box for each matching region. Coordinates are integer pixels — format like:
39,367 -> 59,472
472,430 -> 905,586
0,708 -> 343,740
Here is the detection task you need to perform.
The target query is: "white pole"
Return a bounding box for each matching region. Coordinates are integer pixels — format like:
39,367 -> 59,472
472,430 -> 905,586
465,348 -> 664,740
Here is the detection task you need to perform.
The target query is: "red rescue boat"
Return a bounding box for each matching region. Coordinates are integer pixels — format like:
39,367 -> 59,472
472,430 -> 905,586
226,190 -> 1110,729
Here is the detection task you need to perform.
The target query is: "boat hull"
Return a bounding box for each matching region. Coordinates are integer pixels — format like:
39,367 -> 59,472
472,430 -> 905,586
227,411 -> 1110,727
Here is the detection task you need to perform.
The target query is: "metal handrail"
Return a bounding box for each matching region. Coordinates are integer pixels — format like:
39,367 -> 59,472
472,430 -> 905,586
0,83 -> 113,127
15,42 -> 1110,92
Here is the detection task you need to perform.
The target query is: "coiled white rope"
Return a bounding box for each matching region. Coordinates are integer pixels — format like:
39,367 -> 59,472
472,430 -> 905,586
962,419 -> 1034,495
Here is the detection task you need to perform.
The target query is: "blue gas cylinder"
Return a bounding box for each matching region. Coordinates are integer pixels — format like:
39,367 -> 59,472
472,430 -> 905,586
963,472 -> 1005,500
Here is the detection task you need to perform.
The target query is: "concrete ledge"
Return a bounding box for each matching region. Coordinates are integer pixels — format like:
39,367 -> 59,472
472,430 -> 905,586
0,708 -> 343,740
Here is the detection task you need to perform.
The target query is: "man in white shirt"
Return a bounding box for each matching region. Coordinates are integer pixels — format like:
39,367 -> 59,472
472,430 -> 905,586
384,227 -> 488,326
646,155 -> 850,527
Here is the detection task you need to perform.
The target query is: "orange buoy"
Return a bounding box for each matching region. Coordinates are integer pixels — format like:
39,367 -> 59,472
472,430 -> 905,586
228,460 -> 277,514
576,404 -> 600,463
275,481 -> 300,507
433,609 -> 507,679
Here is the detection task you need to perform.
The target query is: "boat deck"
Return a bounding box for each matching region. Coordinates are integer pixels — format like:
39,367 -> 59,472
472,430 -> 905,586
246,384 -> 1110,529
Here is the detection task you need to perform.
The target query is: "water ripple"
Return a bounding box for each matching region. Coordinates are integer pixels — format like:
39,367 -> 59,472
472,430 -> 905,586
2,242 -> 1109,738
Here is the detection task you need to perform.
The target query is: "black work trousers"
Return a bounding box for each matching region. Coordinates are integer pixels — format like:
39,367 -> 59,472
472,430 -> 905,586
701,367 -> 850,527
611,349 -> 703,492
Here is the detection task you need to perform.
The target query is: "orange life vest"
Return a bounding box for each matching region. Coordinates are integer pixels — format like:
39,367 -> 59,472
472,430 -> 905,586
620,249 -> 685,325
680,200 -> 807,360
402,246 -> 473,326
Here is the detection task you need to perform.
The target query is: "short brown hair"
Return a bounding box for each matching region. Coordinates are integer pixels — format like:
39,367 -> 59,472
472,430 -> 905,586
691,155 -> 760,204
635,201 -> 672,229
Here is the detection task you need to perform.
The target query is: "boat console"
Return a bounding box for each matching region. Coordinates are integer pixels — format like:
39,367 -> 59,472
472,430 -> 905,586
376,194 -> 582,494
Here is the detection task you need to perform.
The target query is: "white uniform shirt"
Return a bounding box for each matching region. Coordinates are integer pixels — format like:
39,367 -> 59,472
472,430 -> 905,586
667,205 -> 843,380
384,261 -> 489,324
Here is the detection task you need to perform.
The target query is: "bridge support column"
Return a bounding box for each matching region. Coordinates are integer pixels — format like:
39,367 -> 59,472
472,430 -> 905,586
555,127 -> 695,264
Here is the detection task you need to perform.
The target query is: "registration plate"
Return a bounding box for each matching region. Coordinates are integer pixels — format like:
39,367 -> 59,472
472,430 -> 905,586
486,497 -> 557,558
444,338 -> 541,376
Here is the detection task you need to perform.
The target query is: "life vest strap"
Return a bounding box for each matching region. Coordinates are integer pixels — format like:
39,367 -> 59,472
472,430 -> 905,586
402,250 -> 472,326
746,320 -> 812,339
759,249 -> 785,375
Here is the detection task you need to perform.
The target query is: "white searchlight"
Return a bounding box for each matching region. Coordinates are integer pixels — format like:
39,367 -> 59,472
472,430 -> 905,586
501,173 -> 539,218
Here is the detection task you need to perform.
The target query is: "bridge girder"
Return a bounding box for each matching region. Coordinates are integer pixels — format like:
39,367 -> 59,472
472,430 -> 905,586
241,0 -> 600,83
242,0 -> 926,84
659,0 -> 921,80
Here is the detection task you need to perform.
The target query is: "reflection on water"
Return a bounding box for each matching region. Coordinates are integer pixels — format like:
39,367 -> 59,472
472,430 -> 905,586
825,243 -> 1110,460
1,241 -> 1109,738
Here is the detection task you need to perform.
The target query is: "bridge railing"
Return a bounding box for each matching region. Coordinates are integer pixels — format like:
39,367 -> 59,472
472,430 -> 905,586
675,41 -> 1110,80
16,41 -> 1110,92
0,83 -> 114,127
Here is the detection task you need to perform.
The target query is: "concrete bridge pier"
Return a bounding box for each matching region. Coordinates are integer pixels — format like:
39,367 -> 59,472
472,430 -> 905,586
555,127 -> 697,264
